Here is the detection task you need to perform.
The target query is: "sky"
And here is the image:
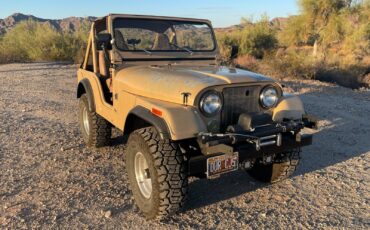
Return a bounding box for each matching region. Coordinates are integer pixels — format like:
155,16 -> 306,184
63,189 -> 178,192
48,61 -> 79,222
0,0 -> 299,27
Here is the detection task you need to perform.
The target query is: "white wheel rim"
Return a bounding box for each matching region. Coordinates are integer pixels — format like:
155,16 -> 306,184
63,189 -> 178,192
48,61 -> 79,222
82,106 -> 90,134
134,151 -> 152,199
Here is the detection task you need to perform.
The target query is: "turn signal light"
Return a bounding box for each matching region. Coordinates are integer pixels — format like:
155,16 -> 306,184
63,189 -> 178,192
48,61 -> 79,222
151,108 -> 163,117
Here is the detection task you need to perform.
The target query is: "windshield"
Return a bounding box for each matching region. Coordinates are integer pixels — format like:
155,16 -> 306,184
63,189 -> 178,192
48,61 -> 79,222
113,18 -> 216,52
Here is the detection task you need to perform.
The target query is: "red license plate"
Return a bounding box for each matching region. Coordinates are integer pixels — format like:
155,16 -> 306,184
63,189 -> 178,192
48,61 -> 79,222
207,153 -> 239,178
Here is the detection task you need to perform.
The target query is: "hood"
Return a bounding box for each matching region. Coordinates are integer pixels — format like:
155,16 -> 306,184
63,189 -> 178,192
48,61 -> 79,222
114,65 -> 274,105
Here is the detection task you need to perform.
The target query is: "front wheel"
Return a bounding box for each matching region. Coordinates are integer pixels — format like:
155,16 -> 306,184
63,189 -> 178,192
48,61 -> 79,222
247,148 -> 301,183
125,127 -> 188,219
78,94 -> 111,147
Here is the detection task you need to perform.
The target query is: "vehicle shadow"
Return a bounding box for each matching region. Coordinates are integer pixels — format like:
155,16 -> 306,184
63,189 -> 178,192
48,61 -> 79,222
182,171 -> 266,212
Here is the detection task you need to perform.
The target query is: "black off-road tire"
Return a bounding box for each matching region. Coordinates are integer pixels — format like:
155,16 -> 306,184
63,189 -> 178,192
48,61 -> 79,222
79,94 -> 111,147
125,127 -> 188,220
247,148 -> 301,183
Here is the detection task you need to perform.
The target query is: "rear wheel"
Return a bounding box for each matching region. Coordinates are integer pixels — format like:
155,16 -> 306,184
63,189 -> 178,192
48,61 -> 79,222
125,127 -> 188,219
247,148 -> 301,183
78,94 -> 111,147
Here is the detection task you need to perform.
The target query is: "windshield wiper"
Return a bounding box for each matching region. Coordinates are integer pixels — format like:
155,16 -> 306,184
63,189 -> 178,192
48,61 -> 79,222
127,44 -> 152,55
139,48 -> 152,55
169,43 -> 193,55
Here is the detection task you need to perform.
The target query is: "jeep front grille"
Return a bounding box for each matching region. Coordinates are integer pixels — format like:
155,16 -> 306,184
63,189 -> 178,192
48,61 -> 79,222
221,86 -> 262,131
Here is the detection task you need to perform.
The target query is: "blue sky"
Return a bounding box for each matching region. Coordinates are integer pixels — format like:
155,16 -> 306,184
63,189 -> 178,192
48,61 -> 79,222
0,0 -> 299,27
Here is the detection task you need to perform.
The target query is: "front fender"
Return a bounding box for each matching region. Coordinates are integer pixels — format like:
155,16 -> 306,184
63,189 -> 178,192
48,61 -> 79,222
135,96 -> 207,141
77,78 -> 95,112
129,106 -> 171,140
273,94 -> 305,122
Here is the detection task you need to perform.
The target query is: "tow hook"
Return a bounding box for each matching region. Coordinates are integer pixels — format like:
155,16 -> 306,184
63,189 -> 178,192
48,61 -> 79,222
253,139 -> 261,151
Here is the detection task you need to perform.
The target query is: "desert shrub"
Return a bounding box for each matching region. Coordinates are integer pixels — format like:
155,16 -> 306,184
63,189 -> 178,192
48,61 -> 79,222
235,55 -> 259,72
315,66 -> 369,88
217,16 -> 278,61
0,20 -> 89,64
266,50 -> 322,79
278,16 -> 309,46
239,16 -> 278,58
363,73 -> 370,87
216,31 -> 240,63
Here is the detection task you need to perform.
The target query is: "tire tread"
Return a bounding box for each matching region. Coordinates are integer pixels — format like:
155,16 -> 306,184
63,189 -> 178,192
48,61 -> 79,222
129,127 -> 188,219
79,95 -> 111,148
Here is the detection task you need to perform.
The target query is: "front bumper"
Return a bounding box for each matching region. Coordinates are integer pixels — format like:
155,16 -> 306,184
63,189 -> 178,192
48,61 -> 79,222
188,119 -> 315,176
189,133 -> 312,176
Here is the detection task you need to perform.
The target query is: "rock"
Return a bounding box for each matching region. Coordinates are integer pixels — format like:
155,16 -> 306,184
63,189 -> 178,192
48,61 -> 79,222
89,155 -> 96,162
259,213 -> 266,218
104,210 -> 112,218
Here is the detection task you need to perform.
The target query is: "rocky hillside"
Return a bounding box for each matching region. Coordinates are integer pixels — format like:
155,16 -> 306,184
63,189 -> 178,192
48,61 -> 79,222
0,13 -> 290,35
214,16 -> 289,33
0,13 -> 96,35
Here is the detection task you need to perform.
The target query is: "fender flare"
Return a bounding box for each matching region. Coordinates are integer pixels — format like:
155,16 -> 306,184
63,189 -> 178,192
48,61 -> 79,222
77,78 -> 95,112
129,106 -> 171,140
272,94 -> 305,122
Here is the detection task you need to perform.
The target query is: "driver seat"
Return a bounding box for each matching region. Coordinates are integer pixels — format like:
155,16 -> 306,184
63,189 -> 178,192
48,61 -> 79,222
152,33 -> 171,50
98,51 -> 112,93
114,30 -> 128,50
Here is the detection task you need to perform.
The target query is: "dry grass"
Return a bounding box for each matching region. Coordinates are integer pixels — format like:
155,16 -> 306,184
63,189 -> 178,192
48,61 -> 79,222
233,45 -> 370,89
234,55 -> 259,72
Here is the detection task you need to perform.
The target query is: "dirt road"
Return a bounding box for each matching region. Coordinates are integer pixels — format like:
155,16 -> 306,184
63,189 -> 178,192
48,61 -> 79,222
0,63 -> 369,229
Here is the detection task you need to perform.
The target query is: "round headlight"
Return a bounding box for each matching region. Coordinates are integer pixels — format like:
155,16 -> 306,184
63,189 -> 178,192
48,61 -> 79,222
200,92 -> 222,116
260,86 -> 279,109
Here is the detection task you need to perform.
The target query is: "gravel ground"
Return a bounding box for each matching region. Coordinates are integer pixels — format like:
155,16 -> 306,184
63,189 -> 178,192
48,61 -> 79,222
0,63 -> 369,229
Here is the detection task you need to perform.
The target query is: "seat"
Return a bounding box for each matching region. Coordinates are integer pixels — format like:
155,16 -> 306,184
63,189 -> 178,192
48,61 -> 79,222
152,33 -> 172,50
98,51 -> 109,77
114,30 -> 129,50
98,51 -> 112,93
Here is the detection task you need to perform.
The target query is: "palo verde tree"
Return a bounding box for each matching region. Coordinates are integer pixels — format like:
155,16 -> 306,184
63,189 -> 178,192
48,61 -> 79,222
280,0 -> 362,56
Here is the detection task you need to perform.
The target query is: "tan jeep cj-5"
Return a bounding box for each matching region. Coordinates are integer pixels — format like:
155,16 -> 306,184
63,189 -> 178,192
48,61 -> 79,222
77,14 -> 317,219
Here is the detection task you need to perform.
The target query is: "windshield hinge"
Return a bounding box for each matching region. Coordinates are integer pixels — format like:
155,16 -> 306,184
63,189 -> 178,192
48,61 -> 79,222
181,92 -> 191,106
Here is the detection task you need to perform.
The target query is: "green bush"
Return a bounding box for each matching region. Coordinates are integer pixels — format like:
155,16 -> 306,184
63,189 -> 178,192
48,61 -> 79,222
266,50 -> 321,79
217,16 -> 278,61
0,20 -> 89,64
239,17 -> 278,58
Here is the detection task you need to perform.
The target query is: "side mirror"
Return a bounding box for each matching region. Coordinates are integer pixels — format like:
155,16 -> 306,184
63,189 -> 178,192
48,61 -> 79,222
230,45 -> 239,59
96,33 -> 112,50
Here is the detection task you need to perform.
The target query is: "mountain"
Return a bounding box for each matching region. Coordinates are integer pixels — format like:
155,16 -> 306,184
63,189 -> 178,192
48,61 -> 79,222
270,17 -> 289,29
0,13 -> 290,36
214,17 -> 290,33
0,13 -> 96,35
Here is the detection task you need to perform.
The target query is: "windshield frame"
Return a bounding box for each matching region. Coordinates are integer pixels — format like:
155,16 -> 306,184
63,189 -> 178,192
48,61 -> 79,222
112,17 -> 218,53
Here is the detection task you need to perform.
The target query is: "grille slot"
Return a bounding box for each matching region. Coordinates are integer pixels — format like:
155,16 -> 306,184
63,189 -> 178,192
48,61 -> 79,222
221,86 -> 262,130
